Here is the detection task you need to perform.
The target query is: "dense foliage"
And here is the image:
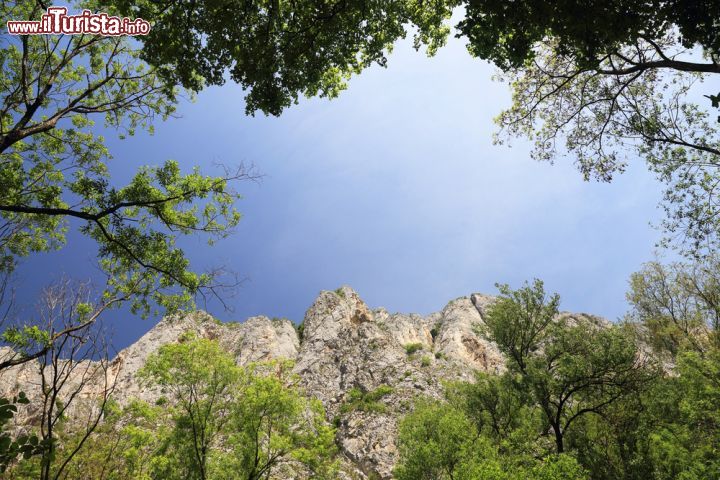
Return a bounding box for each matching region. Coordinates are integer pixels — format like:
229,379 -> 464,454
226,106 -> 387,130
394,401 -> 588,480
112,0 -> 458,116
458,0 -> 720,70
396,270 -> 720,480
5,336 -> 338,480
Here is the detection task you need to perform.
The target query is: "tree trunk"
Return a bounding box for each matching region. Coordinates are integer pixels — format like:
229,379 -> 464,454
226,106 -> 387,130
553,423 -> 564,453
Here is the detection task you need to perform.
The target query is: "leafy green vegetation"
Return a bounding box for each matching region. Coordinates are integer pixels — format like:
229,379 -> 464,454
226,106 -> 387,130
117,0 -> 455,116
394,402 -> 588,480
404,343 -> 423,355
340,385 -> 394,414
478,280 -> 650,454
0,393 -> 42,473
0,0 -> 250,318
397,268 -> 720,480
462,1 -> 720,255
295,320 -> 306,342
6,336 -> 338,480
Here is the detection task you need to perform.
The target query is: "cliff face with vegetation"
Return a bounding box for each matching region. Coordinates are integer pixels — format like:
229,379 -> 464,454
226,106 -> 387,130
0,286 -> 605,479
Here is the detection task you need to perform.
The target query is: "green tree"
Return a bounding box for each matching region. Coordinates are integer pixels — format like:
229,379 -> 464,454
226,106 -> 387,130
139,334 -> 239,480
0,281 -> 118,477
394,400 -> 590,480
563,387 -> 656,480
0,392 -> 41,474
456,1 -> 720,255
215,361 -> 337,480
62,399 -> 172,480
445,373 -> 542,458
113,0 -> 458,116
395,280 -> 659,480
139,335 -> 337,480
458,1 -> 719,71
396,269 -> 720,480
394,401 -> 507,480
649,348 -> 720,479
479,280 -> 651,454
0,4 -> 251,451
1,0 -> 250,321
6,397 -> 186,480
625,257 -> 720,479
555,257 -> 720,480
627,257 -> 720,355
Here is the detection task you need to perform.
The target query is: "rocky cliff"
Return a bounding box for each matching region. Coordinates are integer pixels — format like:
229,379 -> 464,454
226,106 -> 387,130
0,286 -> 605,479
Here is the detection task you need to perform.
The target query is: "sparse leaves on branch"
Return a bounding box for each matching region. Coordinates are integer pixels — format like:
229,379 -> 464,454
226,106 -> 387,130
458,1 -> 720,256
1,0 -> 252,316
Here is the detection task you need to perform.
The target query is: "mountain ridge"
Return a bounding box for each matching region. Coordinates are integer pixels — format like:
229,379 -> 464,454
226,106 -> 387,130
0,285 -> 608,479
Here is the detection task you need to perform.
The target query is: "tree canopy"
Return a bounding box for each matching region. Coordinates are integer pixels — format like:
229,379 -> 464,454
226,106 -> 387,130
394,400 -> 590,480
478,280 -> 650,454
6,335 -> 339,480
0,0 -> 252,465
113,0 -> 458,116
455,0 -> 720,255
458,0 -> 720,70
397,269 -> 720,479
0,0 -> 255,319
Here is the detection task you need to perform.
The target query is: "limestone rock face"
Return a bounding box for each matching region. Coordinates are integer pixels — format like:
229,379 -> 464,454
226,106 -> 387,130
0,286 -> 607,479
108,311 -> 299,404
432,294 -> 505,374
289,286 -> 501,479
0,312 -> 300,430
0,347 -> 43,413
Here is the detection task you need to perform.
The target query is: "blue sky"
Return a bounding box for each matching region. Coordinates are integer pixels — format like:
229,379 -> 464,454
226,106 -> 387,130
12,33 -> 671,351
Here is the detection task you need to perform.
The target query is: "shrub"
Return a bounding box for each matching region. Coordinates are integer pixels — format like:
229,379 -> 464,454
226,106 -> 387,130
295,320 -> 305,342
430,325 -> 440,340
340,385 -> 394,414
404,343 -> 423,355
